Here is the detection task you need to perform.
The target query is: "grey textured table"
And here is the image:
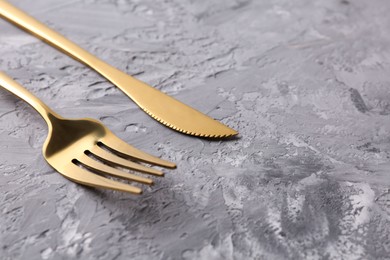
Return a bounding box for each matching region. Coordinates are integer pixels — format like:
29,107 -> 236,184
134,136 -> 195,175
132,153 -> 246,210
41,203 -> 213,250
1,0 -> 390,259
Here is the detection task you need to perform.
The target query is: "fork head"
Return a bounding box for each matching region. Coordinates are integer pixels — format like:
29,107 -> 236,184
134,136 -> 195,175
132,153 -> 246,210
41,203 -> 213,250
43,114 -> 176,194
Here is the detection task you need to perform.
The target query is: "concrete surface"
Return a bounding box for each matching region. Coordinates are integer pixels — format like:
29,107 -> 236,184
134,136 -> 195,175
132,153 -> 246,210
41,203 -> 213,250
1,0 -> 390,259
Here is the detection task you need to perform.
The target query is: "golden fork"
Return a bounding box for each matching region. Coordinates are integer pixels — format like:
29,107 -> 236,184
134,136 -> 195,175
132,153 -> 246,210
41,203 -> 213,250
0,72 -> 176,194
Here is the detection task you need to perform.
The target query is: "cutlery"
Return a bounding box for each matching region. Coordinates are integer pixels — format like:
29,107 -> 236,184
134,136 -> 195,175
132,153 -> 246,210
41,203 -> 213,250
0,0 -> 238,138
0,72 -> 176,194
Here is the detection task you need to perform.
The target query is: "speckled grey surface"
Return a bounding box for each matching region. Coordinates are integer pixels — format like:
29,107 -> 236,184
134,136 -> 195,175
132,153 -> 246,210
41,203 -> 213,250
1,0 -> 390,259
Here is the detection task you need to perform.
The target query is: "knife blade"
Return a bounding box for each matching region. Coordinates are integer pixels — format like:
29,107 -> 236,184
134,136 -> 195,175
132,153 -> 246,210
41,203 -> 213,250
0,0 -> 238,138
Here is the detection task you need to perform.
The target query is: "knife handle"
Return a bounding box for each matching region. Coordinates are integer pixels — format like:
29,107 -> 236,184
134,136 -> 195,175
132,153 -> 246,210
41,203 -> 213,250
0,0 -> 140,90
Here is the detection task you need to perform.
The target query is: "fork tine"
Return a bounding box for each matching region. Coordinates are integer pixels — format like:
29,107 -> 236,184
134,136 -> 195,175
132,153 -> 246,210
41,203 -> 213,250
63,163 -> 143,194
100,135 -> 177,169
78,154 -> 154,185
89,145 -> 164,176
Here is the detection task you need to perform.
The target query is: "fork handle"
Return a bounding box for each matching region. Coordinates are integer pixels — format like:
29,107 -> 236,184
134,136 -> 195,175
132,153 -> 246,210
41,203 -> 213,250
0,0 -> 130,84
0,72 -> 59,125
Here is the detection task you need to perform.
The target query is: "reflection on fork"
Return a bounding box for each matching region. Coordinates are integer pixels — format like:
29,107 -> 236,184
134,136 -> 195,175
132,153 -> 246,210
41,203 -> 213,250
0,72 -> 176,194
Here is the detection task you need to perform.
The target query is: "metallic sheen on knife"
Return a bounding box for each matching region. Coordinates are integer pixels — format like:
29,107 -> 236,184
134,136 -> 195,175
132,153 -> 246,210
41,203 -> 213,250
0,0 -> 238,138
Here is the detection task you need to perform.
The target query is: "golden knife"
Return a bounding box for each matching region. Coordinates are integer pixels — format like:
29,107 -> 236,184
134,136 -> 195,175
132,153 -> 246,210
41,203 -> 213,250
0,0 -> 238,138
